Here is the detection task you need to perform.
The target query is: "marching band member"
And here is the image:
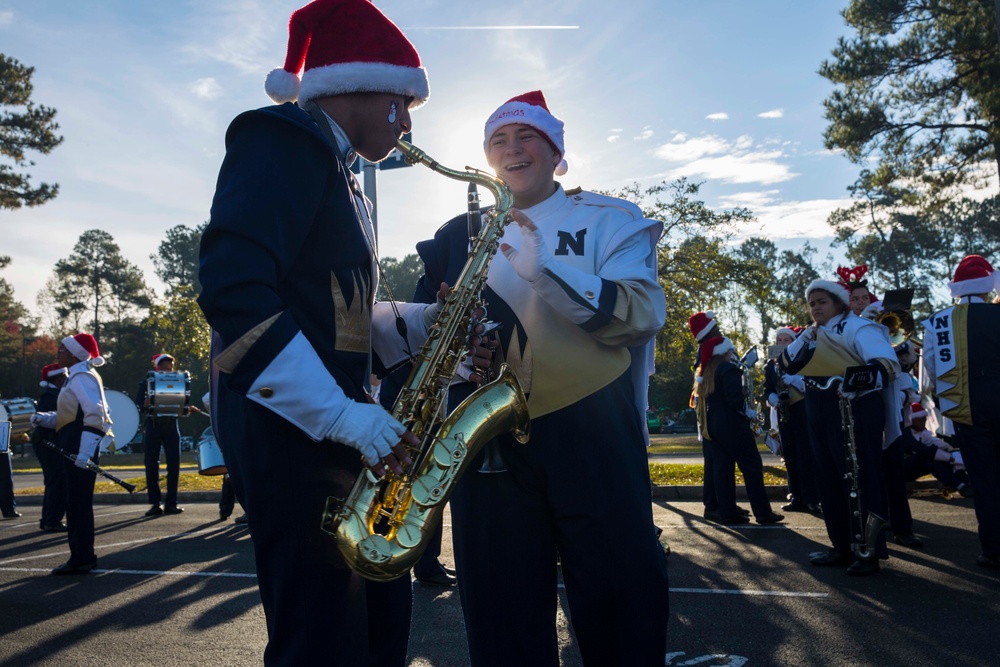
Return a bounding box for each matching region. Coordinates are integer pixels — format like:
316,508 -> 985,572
838,264 -> 880,317
920,254 -> 1000,570
902,402 -> 972,496
135,353 -> 186,516
689,312 -> 784,526
780,279 -> 900,576
419,91 -> 669,666
31,333 -> 111,575
764,326 -> 820,514
198,1 -> 441,663
31,363 -> 69,530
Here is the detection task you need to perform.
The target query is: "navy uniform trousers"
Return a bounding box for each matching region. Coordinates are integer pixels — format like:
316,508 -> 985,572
955,375 -> 1000,559
216,387 -> 411,667
450,372 -> 669,666
58,411 -> 98,565
143,416 -> 181,508
805,387 -> 888,559
778,401 -> 820,506
881,436 -> 915,537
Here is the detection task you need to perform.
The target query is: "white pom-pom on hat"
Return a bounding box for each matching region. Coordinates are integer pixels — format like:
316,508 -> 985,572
265,67 -> 301,104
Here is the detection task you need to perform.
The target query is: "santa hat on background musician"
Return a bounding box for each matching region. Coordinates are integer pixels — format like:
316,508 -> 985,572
264,0 -> 430,107
40,362 -> 67,387
688,311 -> 734,378
483,90 -> 569,176
152,353 -> 174,368
62,333 -> 104,367
948,254 -> 1000,298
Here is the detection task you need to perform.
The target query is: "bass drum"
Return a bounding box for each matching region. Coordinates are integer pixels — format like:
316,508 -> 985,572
105,391 -> 140,454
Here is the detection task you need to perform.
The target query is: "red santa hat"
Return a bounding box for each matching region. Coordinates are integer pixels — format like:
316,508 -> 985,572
264,0 -> 429,108
805,279 -> 851,305
152,353 -> 174,368
948,254 -> 1000,298
688,311 -> 718,342
697,336 -> 735,371
910,402 -> 928,419
62,333 -> 104,367
483,90 -> 568,176
40,362 -> 67,386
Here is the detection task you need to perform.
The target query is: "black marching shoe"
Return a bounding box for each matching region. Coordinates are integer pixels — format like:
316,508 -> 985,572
781,502 -> 807,512
805,503 -> 823,515
756,512 -> 785,525
40,522 -> 68,532
163,506 -> 184,515
2,512 -> 22,519
720,515 -> 750,525
416,571 -> 457,587
893,533 -> 924,549
846,559 -> 881,576
144,505 -> 163,517
51,560 -> 97,576
810,550 -> 850,566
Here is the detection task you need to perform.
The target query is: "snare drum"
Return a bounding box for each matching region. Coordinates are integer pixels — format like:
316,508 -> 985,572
147,371 -> 192,417
104,391 -> 140,453
1,398 -> 37,436
197,427 -> 227,475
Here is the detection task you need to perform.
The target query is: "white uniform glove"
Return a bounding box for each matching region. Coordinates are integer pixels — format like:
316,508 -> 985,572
786,375 -> 806,393
31,412 -> 57,429
76,431 -> 101,468
744,407 -> 758,421
501,222 -> 550,283
767,392 -> 779,408
324,402 -> 407,467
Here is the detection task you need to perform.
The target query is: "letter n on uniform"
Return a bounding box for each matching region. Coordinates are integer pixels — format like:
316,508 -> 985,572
555,229 -> 587,256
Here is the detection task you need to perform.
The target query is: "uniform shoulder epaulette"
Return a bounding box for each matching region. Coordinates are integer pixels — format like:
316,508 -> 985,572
564,188 -> 643,219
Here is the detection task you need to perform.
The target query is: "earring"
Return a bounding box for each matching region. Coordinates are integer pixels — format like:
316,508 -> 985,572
387,101 -> 397,124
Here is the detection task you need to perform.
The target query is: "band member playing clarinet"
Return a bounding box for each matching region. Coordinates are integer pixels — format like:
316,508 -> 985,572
31,333 -> 111,575
780,279 -> 900,576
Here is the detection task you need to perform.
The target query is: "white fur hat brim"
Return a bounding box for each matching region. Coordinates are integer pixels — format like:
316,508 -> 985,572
806,279 -> 850,304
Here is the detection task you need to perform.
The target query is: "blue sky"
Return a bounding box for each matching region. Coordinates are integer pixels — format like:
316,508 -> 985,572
2,0 -> 870,317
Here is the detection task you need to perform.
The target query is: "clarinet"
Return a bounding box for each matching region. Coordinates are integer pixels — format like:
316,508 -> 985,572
804,376 -> 886,561
41,439 -> 137,494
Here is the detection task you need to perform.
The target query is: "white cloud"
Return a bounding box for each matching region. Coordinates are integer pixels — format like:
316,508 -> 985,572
633,127 -> 654,141
716,190 -> 781,209
610,128 -> 623,132
607,135 -> 620,143
733,197 -> 852,239
757,109 -> 784,119
706,112 -> 729,121
190,77 -> 223,99
654,132 -> 797,185
0,11 -> 13,25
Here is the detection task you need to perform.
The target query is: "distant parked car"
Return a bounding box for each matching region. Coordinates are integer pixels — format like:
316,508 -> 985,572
660,419 -> 697,434
646,410 -> 662,434
180,436 -> 195,451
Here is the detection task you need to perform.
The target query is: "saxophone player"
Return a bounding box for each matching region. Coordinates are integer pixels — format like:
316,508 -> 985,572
414,91 -> 669,666
197,2 -> 445,663
764,327 -> 820,514
780,279 -> 901,576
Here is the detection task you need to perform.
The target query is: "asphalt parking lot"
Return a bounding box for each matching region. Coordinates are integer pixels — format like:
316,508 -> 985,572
0,494 -> 996,666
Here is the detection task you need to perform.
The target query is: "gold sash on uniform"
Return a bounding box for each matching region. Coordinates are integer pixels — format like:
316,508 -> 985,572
798,327 -> 863,378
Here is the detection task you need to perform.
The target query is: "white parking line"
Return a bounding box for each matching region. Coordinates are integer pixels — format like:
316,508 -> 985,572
0,567 -> 257,579
669,587 -> 828,598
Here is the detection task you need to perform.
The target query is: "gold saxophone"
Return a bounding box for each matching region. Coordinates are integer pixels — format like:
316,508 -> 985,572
320,139 -> 531,581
